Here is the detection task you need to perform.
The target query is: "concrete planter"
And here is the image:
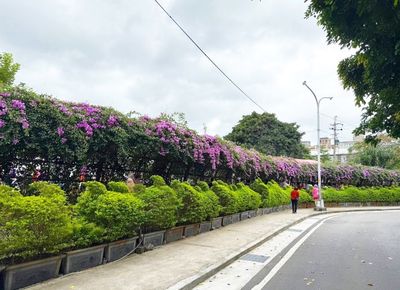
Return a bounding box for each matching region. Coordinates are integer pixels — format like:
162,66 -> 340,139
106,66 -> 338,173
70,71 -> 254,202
105,237 -> 138,263
199,221 -> 212,233
2,256 -> 63,290
240,211 -> 249,220
165,226 -> 185,243
222,215 -> 233,226
231,213 -> 240,223
248,210 -> 257,218
143,230 -> 165,249
184,224 -> 200,238
256,209 -> 263,216
211,217 -> 223,230
263,208 -> 272,215
61,244 -> 105,274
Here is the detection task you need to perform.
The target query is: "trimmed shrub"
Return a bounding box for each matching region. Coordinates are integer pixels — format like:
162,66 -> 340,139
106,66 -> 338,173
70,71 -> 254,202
171,180 -> 207,224
134,175 -> 179,230
250,178 -> 269,207
196,181 -> 221,219
265,181 -> 290,207
211,180 -> 238,215
299,189 -> 313,204
235,183 -> 261,211
107,181 -> 130,193
70,219 -> 105,248
76,181 -> 144,241
0,186 -> 72,264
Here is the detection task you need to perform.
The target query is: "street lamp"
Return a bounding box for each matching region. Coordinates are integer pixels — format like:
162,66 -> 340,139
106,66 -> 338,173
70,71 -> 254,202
302,81 -> 332,211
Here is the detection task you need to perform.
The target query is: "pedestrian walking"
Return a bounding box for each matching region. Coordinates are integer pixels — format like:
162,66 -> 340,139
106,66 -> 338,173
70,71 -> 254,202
291,186 -> 300,213
312,184 -> 319,207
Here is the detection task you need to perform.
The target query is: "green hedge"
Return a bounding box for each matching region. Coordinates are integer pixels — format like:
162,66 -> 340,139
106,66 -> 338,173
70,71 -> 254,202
171,180 -> 207,225
134,176 -> 179,230
0,183 -> 72,264
323,186 -> 400,203
2,177 -> 399,265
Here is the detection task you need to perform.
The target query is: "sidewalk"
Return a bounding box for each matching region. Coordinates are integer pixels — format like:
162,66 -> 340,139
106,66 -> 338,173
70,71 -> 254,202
28,206 -> 400,290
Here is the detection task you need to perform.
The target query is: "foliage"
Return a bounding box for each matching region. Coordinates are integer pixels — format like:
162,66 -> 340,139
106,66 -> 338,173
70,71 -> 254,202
76,181 -> 144,241
134,175 -> 179,230
171,180 -> 207,224
264,180 -> 290,207
350,142 -> 400,169
211,180 -> 238,215
70,219 -> 105,248
0,85 -> 399,191
250,178 -> 270,207
234,182 -> 261,211
299,189 -> 313,204
306,0 -> 400,140
195,181 -> 221,219
0,186 -> 72,263
0,52 -> 20,89
323,186 -> 400,203
224,112 -> 309,158
108,181 -> 130,193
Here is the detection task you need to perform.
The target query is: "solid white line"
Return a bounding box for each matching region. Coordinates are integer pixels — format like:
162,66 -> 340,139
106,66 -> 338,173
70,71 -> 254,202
251,215 -> 336,290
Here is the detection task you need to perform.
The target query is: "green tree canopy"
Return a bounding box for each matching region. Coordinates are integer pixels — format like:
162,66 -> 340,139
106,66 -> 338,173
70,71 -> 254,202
224,112 -> 309,158
0,52 -> 20,89
306,0 -> 400,141
350,141 -> 400,170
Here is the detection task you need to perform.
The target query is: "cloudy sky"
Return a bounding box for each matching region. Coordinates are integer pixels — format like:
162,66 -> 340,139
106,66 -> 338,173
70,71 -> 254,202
1,0 -> 362,145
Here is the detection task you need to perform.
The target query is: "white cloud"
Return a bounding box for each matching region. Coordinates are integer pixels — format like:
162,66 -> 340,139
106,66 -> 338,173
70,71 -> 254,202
1,0 -> 362,146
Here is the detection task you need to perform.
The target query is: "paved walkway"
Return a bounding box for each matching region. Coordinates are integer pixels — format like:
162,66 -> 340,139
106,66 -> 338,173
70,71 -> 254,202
28,206 -> 400,290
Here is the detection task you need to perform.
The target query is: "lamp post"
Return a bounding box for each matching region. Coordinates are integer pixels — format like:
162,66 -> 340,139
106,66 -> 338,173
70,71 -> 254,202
302,81 -> 332,211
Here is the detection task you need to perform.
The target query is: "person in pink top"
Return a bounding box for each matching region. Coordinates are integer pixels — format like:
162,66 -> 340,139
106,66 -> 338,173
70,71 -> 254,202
312,184 -> 319,207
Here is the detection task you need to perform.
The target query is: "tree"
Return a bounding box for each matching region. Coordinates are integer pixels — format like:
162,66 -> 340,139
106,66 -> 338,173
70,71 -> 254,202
306,0 -> 400,141
224,112 -> 309,158
0,52 -> 20,89
350,141 -> 400,169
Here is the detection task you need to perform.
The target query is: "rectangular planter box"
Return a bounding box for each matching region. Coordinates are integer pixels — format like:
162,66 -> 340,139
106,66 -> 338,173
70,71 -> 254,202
222,215 -> 233,226
263,208 -> 272,215
105,237 -> 137,263
2,256 -> 63,290
248,210 -> 257,218
61,245 -> 105,274
211,217 -> 223,230
165,226 -> 185,244
231,213 -> 240,223
143,230 -> 165,249
199,221 -> 212,233
240,211 -> 249,220
184,224 -> 200,238
256,209 -> 263,216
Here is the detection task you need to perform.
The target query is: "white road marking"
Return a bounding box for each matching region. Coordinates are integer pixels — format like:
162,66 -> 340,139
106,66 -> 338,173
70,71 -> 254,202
194,215 -> 335,290
251,215 -> 336,290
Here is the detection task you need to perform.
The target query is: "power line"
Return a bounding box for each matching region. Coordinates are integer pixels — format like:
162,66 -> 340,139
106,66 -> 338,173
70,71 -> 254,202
153,0 -> 266,112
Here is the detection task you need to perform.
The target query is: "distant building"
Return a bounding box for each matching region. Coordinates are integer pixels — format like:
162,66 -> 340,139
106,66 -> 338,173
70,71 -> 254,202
303,136 -> 364,163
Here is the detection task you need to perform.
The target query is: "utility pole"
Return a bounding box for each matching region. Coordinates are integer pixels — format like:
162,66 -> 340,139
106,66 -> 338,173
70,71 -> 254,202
330,116 -> 343,161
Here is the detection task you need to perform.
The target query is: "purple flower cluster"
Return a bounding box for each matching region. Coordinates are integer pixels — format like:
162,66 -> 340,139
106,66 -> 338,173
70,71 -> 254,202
76,120 -> 93,137
107,115 -> 119,127
11,100 -> 26,111
0,119 -> 5,128
0,100 -> 8,116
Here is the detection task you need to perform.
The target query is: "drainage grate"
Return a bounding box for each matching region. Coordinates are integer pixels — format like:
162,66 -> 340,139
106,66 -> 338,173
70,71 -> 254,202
287,228 -> 303,232
239,254 -> 269,263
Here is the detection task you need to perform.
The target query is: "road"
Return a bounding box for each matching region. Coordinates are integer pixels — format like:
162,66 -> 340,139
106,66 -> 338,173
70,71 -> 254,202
196,211 -> 400,290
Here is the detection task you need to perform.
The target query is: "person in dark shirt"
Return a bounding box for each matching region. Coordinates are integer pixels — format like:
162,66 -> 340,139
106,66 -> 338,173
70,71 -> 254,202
291,187 -> 300,213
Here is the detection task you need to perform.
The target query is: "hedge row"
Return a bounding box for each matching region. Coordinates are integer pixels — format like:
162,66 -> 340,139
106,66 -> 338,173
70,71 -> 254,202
0,176 -> 295,264
323,186 -> 400,203
0,87 -> 399,189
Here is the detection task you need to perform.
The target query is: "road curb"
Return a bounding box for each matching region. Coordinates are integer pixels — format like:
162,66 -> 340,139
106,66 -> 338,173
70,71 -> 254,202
170,207 -> 400,290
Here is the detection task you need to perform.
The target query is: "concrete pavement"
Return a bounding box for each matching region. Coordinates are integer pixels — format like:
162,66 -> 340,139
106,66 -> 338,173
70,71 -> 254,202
27,206 -> 400,290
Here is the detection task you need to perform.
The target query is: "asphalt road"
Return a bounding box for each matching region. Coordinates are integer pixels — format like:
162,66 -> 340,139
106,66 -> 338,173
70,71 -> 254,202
257,211 -> 400,290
